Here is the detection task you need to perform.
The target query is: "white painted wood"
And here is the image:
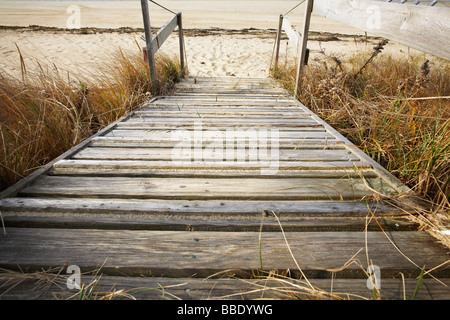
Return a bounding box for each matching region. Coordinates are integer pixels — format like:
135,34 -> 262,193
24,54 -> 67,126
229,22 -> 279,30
313,0 -> 450,60
0,228 -> 448,278
282,16 -> 302,53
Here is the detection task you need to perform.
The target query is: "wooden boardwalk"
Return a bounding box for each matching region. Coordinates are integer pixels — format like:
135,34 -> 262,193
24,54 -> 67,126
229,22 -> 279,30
0,77 -> 448,300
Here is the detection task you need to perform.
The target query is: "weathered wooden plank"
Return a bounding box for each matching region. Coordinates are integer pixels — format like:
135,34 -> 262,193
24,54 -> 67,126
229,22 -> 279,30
50,168 -> 375,180
0,229 -> 448,278
1,196 -> 415,232
183,76 -> 276,82
137,106 -> 307,112
175,80 -> 279,86
0,198 -> 401,217
134,109 -> 309,116
160,95 -> 293,101
104,130 -> 335,141
1,213 -> 415,232
175,83 -> 281,90
0,194 -> 415,232
170,94 -> 292,101
72,147 -> 359,162
50,161 -> 373,179
53,159 -> 372,172
19,175 -> 395,200
113,121 -> 322,129
174,89 -> 288,96
174,84 -> 284,91
90,137 -> 345,147
180,77 -> 279,85
0,213 -> 417,232
116,122 -> 326,131
124,117 -> 317,123
182,76 -> 277,81
115,121 -> 324,129
178,81 -> 278,87
2,275 -> 449,300
140,106 -> 306,113
176,84 -> 282,91
146,100 -> 299,107
130,112 -> 311,118
122,117 -> 318,124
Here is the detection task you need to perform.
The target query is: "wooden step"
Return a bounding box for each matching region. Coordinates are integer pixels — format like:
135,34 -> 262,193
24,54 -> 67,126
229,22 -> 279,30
89,136 -> 345,148
18,175 -> 396,200
0,228 -> 447,279
70,147 -> 359,162
0,197 -> 416,231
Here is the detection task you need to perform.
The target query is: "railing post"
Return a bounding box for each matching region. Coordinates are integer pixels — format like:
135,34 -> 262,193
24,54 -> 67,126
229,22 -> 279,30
273,14 -> 284,75
140,0 -> 158,93
177,12 -> 186,78
294,0 -> 314,99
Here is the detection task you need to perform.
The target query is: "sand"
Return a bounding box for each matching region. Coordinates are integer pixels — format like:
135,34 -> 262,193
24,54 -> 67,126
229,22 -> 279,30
0,1 -> 365,32
0,1 -> 430,80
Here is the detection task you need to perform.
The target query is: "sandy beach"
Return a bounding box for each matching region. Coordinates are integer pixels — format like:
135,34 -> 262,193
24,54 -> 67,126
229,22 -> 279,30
0,1 -> 431,79
0,1 -> 366,31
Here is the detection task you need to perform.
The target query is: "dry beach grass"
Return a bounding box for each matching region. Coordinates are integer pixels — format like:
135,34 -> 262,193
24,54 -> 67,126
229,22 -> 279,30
0,47 -> 182,191
273,41 -> 450,212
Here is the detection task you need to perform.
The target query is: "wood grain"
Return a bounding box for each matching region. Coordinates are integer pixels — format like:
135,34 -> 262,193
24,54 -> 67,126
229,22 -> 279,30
0,228 -> 448,278
20,175 -> 395,200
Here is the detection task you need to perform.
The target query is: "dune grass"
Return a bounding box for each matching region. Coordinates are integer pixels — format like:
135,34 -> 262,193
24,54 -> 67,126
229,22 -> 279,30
0,47 -> 182,192
272,42 -> 450,211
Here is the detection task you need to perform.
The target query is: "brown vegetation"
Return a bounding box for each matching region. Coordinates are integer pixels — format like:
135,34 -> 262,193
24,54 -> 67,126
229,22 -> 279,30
273,42 -> 450,211
0,47 -> 182,191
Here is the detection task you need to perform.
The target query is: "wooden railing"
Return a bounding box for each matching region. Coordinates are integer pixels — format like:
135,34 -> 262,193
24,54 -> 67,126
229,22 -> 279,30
273,0 -> 314,98
140,0 -> 186,93
313,0 -> 450,60
273,0 -> 448,98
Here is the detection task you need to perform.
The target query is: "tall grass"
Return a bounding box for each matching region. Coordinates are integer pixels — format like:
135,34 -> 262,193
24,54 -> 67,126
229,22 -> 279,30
0,47 -> 182,192
273,43 -> 449,210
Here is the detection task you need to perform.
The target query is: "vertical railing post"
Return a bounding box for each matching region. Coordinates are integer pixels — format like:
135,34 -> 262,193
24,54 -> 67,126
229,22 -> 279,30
294,0 -> 314,99
140,0 -> 158,93
273,14 -> 284,75
177,12 -> 186,78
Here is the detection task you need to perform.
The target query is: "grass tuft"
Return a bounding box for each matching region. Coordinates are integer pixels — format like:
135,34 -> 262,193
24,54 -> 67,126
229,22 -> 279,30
273,47 -> 450,211
0,46 -> 182,191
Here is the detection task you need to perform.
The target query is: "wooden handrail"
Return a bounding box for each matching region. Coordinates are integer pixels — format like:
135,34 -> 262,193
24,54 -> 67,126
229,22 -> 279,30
140,1 -> 187,93
273,0 -> 314,98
